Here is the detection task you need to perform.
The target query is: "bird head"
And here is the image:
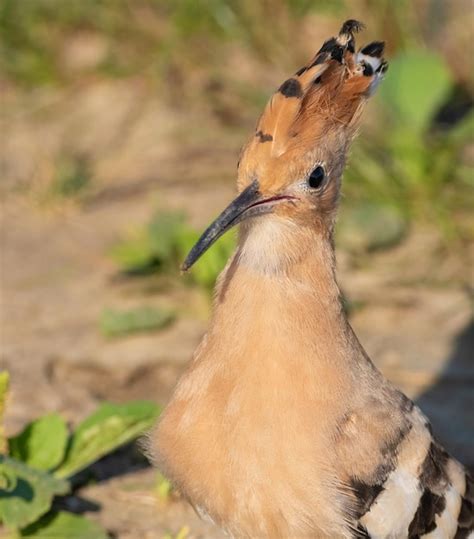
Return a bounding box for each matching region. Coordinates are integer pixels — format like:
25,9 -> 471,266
182,20 -> 387,272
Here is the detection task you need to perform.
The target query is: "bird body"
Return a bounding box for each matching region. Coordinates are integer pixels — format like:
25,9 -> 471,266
152,20 -> 473,538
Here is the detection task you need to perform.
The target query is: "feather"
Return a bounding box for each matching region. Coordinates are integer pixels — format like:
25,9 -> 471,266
252,20 -> 387,160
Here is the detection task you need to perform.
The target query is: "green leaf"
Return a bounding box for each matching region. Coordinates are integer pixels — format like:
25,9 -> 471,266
0,456 -> 69,529
18,511 -> 108,538
0,372 -> 8,405
99,306 -> 175,338
8,414 -> 68,471
155,471 -> 173,502
0,371 -> 9,454
148,211 -> 188,262
447,110 -> 474,144
380,50 -> 452,132
54,401 -> 160,479
186,231 -> 236,290
110,211 -> 192,274
109,231 -> 155,272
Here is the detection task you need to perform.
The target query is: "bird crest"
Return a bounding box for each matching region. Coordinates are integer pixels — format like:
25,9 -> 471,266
238,20 -> 387,189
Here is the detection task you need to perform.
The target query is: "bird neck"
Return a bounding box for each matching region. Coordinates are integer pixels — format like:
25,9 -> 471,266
213,216 -> 346,345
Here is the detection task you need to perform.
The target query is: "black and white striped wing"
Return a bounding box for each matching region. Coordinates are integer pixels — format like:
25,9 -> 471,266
353,407 -> 473,538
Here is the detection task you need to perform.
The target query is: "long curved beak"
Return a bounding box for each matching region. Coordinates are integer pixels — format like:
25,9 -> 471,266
181,180 -> 295,272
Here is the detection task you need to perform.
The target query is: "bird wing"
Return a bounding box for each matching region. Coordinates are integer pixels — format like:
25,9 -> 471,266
346,402 -> 473,538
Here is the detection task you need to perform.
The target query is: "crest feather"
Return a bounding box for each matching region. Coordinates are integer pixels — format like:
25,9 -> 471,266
253,20 -> 388,158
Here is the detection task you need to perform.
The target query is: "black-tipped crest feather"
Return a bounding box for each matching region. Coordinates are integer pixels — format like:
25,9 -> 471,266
251,19 -> 388,158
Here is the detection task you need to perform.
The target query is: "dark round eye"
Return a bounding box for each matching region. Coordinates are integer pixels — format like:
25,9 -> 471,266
308,165 -> 326,189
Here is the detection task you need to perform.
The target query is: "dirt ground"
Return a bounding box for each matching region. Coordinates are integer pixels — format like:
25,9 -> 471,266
1,82 -> 473,538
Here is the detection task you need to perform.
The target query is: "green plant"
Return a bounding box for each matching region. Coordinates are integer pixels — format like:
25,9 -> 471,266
100,306 -> 176,338
155,471 -> 173,503
0,372 -> 160,538
49,156 -> 91,200
18,511 -> 108,539
111,210 -> 236,290
0,372 -> 9,454
163,525 -> 190,539
110,211 -> 192,274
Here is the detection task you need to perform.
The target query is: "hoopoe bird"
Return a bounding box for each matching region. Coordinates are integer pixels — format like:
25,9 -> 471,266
152,20 -> 473,538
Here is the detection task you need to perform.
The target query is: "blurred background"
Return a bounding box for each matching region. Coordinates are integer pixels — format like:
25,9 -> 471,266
1,1 -> 473,538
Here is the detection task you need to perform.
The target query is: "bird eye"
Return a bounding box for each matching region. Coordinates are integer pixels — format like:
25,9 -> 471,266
308,165 -> 326,189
